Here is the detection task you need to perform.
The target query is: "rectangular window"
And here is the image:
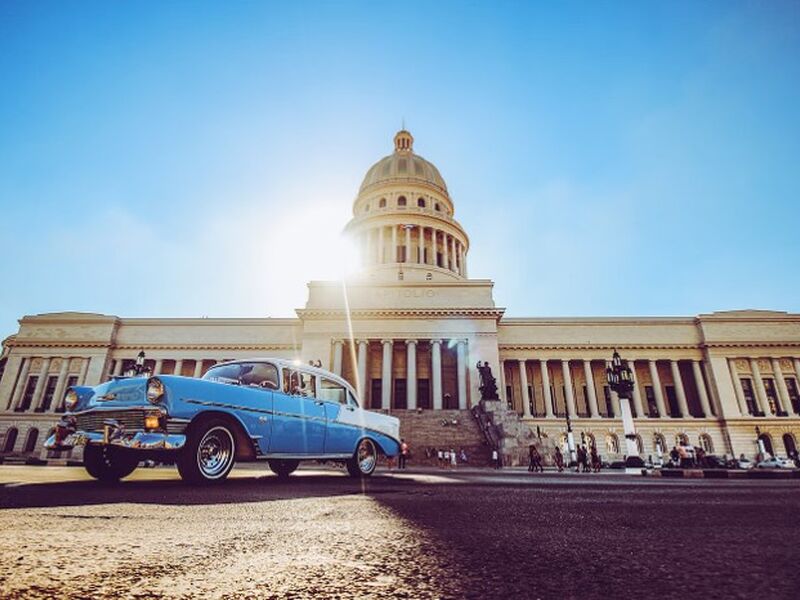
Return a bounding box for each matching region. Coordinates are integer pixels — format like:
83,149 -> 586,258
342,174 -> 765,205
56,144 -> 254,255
418,378 -> 430,409
527,384 -> 534,416
505,385 -> 513,410
763,378 -> 782,415
370,379 -> 382,409
38,375 -> 59,412
603,385 -> 615,417
740,378 -> 759,415
644,386 -> 657,417
394,378 -> 407,409
16,376 -> 39,412
397,246 -> 406,262
437,252 -> 443,268
786,378 -> 800,415
665,386 -> 679,417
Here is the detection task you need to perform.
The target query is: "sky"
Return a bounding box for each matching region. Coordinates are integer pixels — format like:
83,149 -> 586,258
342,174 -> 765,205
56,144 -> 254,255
1,1 -> 799,340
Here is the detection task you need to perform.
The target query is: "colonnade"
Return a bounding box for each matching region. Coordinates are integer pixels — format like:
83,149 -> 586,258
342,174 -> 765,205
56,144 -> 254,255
503,358 -> 714,420
6,356 -> 89,413
332,339 -> 469,410
728,357 -> 800,417
355,224 -> 467,276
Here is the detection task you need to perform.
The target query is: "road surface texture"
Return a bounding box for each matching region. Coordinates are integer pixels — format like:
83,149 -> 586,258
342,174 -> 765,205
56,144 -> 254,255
1,464 -> 798,599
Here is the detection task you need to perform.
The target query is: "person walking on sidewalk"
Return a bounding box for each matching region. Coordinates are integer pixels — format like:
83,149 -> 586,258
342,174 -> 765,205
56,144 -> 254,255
492,448 -> 501,469
554,447 -> 565,472
398,439 -> 409,470
528,445 -> 544,473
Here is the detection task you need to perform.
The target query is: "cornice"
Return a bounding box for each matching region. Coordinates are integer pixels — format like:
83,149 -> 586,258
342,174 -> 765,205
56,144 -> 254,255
297,308 -> 505,320
499,343 -> 700,352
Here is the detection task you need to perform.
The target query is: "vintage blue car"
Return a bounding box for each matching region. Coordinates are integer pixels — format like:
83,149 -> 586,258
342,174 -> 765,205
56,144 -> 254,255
44,358 -> 401,483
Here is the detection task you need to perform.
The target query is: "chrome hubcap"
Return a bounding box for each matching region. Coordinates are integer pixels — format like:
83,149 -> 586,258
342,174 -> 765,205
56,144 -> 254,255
357,439 -> 376,473
197,426 -> 234,479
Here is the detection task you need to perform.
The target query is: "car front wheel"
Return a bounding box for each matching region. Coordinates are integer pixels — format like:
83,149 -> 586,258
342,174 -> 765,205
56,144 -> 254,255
83,445 -> 139,482
346,438 -> 378,478
268,459 -> 300,478
177,419 -> 237,484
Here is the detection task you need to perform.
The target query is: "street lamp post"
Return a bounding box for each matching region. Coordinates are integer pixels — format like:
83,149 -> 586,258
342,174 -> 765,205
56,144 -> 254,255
606,349 -> 645,472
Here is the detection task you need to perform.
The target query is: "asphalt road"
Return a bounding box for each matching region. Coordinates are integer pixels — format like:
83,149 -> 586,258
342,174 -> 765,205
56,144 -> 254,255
1,464 -> 799,599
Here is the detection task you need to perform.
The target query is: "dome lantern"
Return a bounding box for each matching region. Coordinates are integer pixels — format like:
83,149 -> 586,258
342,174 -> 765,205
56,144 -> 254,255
393,129 -> 413,153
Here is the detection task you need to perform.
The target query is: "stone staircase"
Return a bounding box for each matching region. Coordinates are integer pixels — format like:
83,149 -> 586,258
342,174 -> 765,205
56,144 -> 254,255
381,409 -> 494,466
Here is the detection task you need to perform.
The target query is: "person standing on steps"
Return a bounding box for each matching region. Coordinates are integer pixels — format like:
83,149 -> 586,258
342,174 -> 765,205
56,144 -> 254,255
554,447 -> 565,472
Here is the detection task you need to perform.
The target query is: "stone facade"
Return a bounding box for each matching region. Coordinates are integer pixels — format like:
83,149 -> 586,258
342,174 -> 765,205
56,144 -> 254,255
2,130 -> 799,465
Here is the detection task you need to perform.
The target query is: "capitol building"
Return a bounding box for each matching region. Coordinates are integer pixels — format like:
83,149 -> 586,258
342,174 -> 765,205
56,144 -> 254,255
1,130 -> 799,465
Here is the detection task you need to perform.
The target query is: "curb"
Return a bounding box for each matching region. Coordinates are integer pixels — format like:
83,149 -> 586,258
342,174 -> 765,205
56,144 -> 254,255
647,468 -> 800,479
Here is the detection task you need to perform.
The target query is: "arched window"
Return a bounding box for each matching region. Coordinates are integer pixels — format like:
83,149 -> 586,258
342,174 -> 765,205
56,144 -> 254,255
782,433 -> 797,457
699,434 -> 714,453
379,198 -> 387,208
676,433 -> 689,446
417,197 -> 425,208
397,196 -> 407,207
23,428 -> 39,453
434,202 -> 441,212
2,427 -> 18,453
759,433 -> 774,456
606,434 -> 619,455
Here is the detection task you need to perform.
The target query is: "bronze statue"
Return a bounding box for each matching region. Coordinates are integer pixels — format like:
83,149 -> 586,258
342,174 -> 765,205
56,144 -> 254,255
477,361 -> 499,400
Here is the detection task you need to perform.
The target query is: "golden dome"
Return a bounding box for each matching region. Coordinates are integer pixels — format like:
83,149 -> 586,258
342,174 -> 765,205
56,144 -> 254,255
358,130 -> 448,194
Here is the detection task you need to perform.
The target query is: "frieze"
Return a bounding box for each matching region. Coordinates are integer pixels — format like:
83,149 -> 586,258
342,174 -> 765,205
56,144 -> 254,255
30,358 -> 43,371
69,358 -> 84,372
735,359 -> 750,372
50,358 -> 62,372
757,359 -> 771,372
780,358 -> 793,371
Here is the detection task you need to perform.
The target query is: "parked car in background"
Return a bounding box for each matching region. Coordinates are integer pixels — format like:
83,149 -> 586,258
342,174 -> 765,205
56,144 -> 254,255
734,457 -> 754,470
700,455 -> 728,469
45,358 -> 401,483
756,456 -> 795,469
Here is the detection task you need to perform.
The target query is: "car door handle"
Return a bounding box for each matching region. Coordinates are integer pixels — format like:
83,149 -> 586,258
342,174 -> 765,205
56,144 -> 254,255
314,400 -> 324,406
345,406 -> 355,411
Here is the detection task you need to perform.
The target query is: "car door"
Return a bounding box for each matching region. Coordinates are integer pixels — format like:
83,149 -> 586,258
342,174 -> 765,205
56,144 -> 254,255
269,368 -> 326,455
231,362 -> 279,455
319,377 -> 361,455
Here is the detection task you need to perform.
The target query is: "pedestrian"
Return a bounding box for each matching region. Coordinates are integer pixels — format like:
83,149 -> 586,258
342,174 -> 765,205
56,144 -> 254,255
450,448 -> 457,469
579,445 -> 590,472
492,448 -> 501,469
443,449 -> 450,468
670,446 -> 680,468
528,445 -> 543,473
460,448 -> 468,464
677,443 -> 689,468
554,447 -> 564,472
590,445 -> 601,472
398,438 -> 409,470
437,448 -> 443,468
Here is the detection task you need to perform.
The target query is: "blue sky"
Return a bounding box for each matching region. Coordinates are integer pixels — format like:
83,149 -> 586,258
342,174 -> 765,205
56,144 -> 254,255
1,1 -> 799,339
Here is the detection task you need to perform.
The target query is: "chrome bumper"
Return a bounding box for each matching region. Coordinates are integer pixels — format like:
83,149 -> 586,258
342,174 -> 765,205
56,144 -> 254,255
44,431 -> 187,452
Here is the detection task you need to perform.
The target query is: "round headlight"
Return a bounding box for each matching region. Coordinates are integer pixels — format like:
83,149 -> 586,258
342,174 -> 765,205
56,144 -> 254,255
64,389 -> 79,412
146,378 -> 165,404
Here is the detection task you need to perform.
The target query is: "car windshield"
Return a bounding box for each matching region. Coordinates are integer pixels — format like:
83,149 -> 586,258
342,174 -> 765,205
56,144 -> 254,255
202,362 -> 279,389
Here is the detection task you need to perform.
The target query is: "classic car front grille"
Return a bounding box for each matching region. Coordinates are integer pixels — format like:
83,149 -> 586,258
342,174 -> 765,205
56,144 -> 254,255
75,410 -> 147,432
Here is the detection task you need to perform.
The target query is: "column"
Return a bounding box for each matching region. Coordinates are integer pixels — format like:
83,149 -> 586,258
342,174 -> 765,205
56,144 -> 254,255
462,247 -> 468,278
431,339 -> 443,409
78,357 -> 90,385
728,358 -> 747,415
406,340 -> 417,410
50,358 -> 70,413
31,357 -> 52,410
670,360 -> 691,417
628,360 -> 645,418
0,355 -> 23,411
583,360 -> 600,418
114,359 -> 124,376
561,360 -> 576,417
418,226 -> 425,264
377,226 -> 384,263
443,232 -> 449,270
357,340 -> 368,404
332,340 -> 344,376
455,241 -> 462,275
648,360 -> 668,417
457,340 -> 468,409
449,236 -> 456,271
174,359 -> 184,377
154,359 -> 164,375
381,340 -> 392,410
693,360 -> 713,417
193,360 -> 204,378
771,358 -> 789,414
391,226 -> 398,263
750,358 -> 769,415
518,360 -> 532,417
404,225 -> 411,262
540,360 -> 554,418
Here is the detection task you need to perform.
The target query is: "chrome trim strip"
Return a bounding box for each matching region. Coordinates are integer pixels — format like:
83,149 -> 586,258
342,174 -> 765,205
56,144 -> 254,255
264,453 -> 352,460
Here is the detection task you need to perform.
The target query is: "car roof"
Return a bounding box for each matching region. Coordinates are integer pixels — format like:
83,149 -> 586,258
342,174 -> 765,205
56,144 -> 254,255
210,358 -> 358,397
